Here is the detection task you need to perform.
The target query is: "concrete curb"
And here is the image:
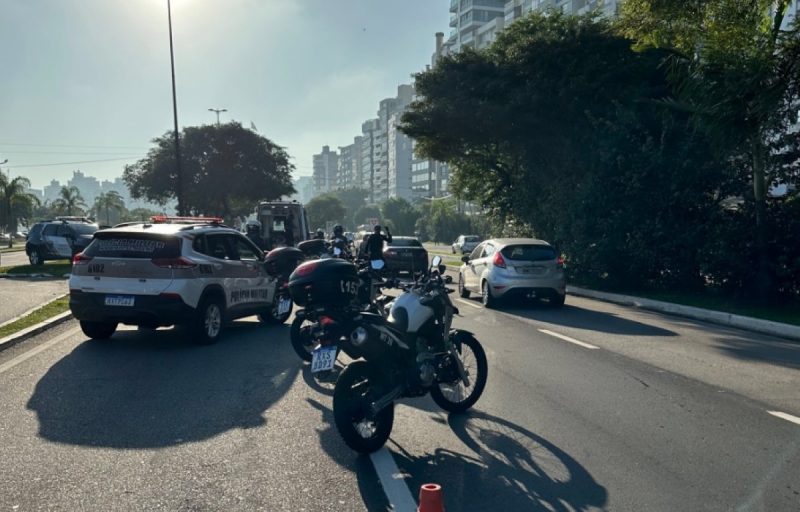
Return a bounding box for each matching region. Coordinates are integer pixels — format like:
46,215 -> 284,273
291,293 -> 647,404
0,273 -> 70,279
568,285 -> 800,342
0,310 -> 74,353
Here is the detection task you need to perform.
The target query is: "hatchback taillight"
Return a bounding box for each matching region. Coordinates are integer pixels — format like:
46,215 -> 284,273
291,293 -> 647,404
72,252 -> 92,265
493,251 -> 506,269
151,257 -> 197,269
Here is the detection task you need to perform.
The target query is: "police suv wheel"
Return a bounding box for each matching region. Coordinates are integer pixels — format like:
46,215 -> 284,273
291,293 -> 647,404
193,297 -> 224,345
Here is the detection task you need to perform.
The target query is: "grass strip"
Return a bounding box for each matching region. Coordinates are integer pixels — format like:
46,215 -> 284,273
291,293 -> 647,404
0,246 -> 25,253
0,262 -> 72,277
0,296 -> 71,339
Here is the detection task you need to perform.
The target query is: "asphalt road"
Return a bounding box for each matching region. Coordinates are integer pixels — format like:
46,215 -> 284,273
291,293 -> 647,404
1,293 -> 799,511
0,250 -> 30,268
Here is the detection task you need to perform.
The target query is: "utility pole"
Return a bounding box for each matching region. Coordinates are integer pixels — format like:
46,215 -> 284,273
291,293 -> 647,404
208,108 -> 227,125
167,0 -> 185,216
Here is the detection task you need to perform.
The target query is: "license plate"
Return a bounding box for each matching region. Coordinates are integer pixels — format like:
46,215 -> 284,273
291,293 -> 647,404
311,346 -> 337,373
104,295 -> 135,307
277,297 -> 292,315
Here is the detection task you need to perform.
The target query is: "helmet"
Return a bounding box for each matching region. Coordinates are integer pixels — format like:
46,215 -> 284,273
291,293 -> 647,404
246,220 -> 261,234
333,224 -> 344,236
316,229 -> 325,238
373,224 -> 382,233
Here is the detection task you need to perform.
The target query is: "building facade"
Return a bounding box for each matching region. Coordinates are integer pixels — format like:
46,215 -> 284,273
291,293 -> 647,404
312,145 -> 339,196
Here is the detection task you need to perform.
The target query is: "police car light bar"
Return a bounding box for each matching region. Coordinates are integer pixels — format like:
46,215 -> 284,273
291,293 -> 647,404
150,215 -> 225,224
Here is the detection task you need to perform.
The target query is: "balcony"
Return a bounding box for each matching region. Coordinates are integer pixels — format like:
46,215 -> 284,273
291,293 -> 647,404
450,13 -> 458,27
450,0 -> 459,12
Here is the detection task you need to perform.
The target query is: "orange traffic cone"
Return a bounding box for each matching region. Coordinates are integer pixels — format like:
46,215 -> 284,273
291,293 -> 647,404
418,483 -> 445,512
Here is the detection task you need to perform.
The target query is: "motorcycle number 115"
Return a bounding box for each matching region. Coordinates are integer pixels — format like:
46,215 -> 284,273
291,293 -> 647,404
311,346 -> 337,373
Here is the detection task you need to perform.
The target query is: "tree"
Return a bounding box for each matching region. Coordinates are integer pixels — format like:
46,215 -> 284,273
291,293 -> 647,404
380,197 -> 419,235
306,194 -> 346,233
0,175 -> 40,248
52,186 -> 87,217
123,122 -> 295,219
121,207 -> 164,223
328,188 -> 368,229
618,0 -> 800,298
402,11 -> 732,290
353,205 -> 381,230
93,191 -> 126,226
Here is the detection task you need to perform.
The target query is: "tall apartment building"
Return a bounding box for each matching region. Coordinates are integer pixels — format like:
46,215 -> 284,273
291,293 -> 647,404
360,119 -> 381,203
387,111 -> 413,201
312,145 -> 339,196
337,136 -> 364,190
444,0 -> 507,55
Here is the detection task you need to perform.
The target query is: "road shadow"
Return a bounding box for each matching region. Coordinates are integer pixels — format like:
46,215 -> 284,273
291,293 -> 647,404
391,410 -> 608,511
26,321 -> 300,449
713,334 -> 800,370
497,300 -> 678,337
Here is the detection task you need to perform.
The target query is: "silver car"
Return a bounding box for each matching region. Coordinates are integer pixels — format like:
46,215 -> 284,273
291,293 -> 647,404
452,235 -> 481,254
457,238 -> 566,308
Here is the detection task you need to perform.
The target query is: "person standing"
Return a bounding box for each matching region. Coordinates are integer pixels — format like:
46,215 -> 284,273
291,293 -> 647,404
365,224 -> 391,262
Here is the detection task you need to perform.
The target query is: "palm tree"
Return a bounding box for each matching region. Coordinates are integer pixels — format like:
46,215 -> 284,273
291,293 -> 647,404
52,186 -> 87,217
0,174 -> 40,248
93,191 -> 126,226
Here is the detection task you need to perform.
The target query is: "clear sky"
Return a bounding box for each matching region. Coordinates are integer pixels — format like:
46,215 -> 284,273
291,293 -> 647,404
0,0 -> 450,189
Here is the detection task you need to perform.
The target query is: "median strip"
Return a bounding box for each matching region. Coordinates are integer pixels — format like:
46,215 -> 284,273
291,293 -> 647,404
0,295 -> 72,352
538,329 -> 599,350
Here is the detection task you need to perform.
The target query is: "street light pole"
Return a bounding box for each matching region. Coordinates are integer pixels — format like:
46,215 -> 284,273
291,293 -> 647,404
208,108 -> 227,126
167,0 -> 185,216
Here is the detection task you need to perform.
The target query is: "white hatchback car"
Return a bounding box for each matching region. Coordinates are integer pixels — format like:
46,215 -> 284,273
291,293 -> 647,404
458,238 -> 566,308
69,218 -> 299,344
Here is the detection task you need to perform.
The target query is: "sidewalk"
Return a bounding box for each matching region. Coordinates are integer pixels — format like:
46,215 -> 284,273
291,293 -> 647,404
0,278 -> 68,326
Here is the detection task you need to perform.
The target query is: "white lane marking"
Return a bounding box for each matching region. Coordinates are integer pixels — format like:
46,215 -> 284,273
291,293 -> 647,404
0,326 -> 80,375
538,329 -> 600,350
768,411 -> 800,426
369,447 -> 417,511
456,298 -> 482,309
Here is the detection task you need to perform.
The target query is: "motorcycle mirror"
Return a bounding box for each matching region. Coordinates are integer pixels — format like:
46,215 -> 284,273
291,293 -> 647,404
371,260 -> 385,270
431,255 -> 442,268
438,264 -> 447,274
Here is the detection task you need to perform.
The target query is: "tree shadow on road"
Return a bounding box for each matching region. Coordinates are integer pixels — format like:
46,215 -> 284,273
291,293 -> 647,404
713,334 -> 800,370
26,321 -> 300,449
500,301 -> 678,337
391,410 -> 608,511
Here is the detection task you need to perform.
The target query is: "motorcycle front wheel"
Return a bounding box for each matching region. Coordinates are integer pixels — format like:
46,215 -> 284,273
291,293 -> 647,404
333,361 -> 395,454
430,334 -> 488,413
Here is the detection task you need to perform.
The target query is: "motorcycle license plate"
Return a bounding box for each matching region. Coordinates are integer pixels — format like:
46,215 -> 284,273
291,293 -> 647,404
311,346 -> 337,373
277,297 -> 292,315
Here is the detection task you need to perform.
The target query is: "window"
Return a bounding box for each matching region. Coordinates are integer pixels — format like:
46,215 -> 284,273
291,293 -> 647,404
70,224 -> 98,235
85,234 -> 180,259
469,243 -> 485,260
42,225 -> 58,236
57,225 -> 72,237
482,244 -> 496,258
501,244 -> 557,262
203,234 -> 233,260
230,235 -> 262,261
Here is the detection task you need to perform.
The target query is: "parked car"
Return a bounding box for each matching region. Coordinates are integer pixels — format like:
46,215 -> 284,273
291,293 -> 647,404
452,235 -> 481,254
383,236 -> 428,276
68,217 -> 302,344
25,218 -> 99,265
458,238 -> 566,308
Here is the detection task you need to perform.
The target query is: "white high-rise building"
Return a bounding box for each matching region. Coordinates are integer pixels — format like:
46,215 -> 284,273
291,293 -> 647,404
312,146 -> 339,197
444,0 -> 507,55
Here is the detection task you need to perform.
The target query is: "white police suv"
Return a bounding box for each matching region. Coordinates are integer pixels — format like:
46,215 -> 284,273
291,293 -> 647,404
69,217 -> 297,344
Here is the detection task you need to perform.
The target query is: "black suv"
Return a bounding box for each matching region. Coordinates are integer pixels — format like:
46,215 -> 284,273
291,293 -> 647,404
26,218 -> 99,265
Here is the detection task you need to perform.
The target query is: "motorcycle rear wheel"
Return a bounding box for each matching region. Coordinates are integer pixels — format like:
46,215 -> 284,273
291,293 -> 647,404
430,334 -> 488,413
290,316 -> 315,362
333,361 -> 395,454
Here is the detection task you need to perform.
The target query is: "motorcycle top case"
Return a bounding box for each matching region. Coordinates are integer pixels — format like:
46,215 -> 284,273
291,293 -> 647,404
297,239 -> 327,258
264,246 -> 304,277
289,258 -> 359,307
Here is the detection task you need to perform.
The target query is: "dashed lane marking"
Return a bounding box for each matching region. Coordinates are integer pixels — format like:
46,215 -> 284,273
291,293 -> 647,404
456,298 -> 482,309
538,329 -> 600,350
767,411 -> 800,426
369,447 -> 417,511
0,326 -> 81,374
